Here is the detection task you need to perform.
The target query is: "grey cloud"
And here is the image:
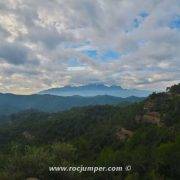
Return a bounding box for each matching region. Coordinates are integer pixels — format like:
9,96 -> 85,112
28,27 -> 77,49
0,42 -> 28,64
0,0 -> 179,94
0,42 -> 39,65
0,25 -> 10,38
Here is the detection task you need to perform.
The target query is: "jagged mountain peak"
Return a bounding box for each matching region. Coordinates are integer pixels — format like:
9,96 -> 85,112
39,83 -> 150,97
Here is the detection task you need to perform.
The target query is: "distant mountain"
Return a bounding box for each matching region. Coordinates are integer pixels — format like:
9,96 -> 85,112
0,93 -> 144,116
39,83 -> 151,97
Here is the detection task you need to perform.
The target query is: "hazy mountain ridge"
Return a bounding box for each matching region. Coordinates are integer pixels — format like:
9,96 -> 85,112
39,83 -> 151,97
0,93 -> 144,116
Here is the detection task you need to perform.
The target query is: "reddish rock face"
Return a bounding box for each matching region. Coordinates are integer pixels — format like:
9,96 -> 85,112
116,128 -> 133,141
142,112 -> 161,125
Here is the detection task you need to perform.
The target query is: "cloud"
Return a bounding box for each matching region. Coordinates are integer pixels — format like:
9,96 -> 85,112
0,0 -> 179,94
0,41 -> 39,65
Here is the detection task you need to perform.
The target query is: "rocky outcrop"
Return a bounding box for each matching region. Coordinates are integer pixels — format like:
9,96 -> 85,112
116,128 -> 133,141
142,112 -> 161,125
135,100 -> 162,126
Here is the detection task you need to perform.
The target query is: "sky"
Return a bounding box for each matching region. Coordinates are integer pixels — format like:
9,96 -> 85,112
0,0 -> 180,94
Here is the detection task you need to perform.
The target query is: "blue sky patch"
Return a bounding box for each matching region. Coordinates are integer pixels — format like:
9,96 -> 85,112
100,50 -> 120,61
68,58 -> 81,66
169,15 -> 180,29
84,50 -> 98,58
83,49 -> 120,62
139,11 -> 149,18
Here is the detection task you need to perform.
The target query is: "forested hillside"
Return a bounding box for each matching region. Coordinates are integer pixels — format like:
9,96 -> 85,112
0,84 -> 179,180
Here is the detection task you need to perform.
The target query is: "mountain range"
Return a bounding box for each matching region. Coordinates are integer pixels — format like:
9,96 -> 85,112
39,83 -> 151,97
0,93 -> 144,116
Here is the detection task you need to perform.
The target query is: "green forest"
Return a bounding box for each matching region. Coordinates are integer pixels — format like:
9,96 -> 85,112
0,84 -> 179,180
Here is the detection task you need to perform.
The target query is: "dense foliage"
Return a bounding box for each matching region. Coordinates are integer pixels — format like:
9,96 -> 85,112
0,84 -> 179,180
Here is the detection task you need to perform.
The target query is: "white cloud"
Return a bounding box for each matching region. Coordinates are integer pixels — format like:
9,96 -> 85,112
0,0 -> 179,94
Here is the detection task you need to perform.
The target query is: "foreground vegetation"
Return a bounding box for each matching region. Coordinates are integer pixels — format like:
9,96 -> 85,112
0,84 -> 179,179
